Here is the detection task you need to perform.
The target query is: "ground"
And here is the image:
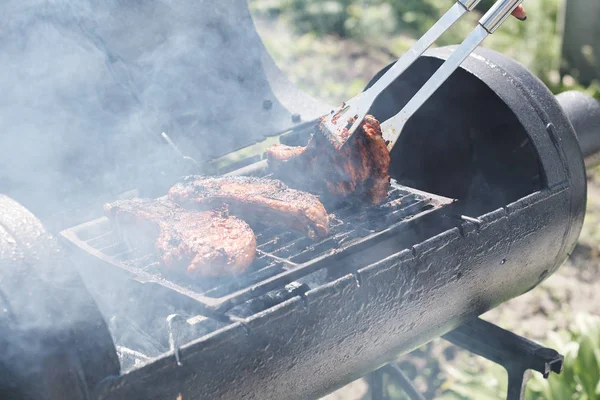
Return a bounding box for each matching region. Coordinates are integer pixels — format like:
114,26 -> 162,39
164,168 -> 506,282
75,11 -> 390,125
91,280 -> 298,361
253,16 -> 600,399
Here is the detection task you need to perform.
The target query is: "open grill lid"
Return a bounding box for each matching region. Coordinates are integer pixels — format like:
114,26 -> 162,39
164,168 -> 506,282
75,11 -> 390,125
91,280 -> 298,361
1,0 -> 328,159
0,0 -> 330,225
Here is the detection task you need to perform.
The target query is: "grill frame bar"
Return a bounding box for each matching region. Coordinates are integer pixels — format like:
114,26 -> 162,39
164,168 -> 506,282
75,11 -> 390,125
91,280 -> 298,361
60,182 -> 454,314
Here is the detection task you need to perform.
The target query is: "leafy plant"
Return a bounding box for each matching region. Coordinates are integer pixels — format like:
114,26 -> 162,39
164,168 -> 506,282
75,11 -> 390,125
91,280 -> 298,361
526,314 -> 600,400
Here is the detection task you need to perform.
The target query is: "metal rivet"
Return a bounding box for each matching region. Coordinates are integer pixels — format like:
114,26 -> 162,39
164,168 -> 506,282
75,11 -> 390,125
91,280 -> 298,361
292,113 -> 301,123
263,100 -> 273,110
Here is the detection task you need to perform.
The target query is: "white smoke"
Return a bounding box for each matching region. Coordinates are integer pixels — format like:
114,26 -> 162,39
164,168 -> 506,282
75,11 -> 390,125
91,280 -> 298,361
0,0 -> 287,230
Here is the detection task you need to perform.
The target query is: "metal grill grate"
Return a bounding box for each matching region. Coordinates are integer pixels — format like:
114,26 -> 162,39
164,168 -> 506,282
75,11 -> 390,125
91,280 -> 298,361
61,180 -> 453,314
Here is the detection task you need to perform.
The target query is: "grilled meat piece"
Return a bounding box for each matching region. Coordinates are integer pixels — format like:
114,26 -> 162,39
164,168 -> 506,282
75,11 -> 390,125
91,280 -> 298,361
267,114 -> 391,205
168,176 -> 329,239
104,198 -> 256,278
267,144 -> 307,163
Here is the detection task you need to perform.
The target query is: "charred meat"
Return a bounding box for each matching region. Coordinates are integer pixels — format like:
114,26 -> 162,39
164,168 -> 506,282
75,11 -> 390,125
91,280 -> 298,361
168,176 -> 329,239
104,198 -> 256,278
267,114 -> 391,205
267,144 -> 307,162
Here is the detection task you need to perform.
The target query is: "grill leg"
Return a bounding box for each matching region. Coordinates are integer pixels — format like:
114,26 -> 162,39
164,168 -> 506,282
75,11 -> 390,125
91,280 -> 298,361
368,363 -> 425,400
443,318 -> 564,400
506,369 -> 531,400
383,363 -> 426,400
368,369 -> 386,400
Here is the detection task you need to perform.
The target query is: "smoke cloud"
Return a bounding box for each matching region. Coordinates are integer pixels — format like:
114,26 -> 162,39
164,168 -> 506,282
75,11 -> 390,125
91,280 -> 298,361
0,0 -> 288,229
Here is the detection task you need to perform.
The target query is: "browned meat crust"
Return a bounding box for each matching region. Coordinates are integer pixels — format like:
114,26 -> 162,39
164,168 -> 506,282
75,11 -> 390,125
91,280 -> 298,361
267,114 -> 391,204
104,198 -> 256,278
168,176 -> 329,239
266,144 -> 307,164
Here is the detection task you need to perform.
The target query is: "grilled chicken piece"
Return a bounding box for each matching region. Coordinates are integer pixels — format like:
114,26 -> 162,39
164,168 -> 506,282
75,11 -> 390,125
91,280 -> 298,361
104,198 -> 256,278
267,114 -> 391,205
168,176 -> 329,239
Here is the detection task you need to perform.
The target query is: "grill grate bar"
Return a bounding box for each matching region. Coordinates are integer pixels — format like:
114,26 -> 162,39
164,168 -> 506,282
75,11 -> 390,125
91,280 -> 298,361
61,180 -> 454,313
255,249 -> 298,267
202,263 -> 285,299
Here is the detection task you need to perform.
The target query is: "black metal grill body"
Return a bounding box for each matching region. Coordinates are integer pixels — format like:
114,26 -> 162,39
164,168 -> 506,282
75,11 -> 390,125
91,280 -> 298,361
1,0 -> 599,397
94,187 -> 575,400
0,196 -> 119,400
92,48 -> 591,400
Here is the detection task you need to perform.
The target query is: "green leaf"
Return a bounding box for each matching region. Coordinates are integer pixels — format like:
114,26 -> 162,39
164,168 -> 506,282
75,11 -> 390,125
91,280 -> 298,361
546,372 -> 576,400
574,335 -> 600,398
445,381 -> 504,400
575,314 -> 600,349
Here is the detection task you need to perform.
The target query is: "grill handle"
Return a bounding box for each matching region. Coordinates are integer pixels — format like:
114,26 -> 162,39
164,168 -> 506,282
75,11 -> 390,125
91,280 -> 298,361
557,90 -> 600,168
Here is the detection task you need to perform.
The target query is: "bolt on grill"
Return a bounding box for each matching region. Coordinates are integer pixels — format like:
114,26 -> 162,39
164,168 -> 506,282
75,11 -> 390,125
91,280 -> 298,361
61,179 -> 454,316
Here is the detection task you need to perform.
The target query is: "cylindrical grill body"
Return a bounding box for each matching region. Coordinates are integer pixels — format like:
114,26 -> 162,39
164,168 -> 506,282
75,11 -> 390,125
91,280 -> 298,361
0,196 -> 119,400
1,0 -> 599,397
95,47 -> 589,399
556,90 -> 600,168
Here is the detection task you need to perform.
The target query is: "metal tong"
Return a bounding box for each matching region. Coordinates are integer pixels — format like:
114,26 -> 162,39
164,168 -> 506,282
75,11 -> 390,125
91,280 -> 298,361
318,0 -> 524,151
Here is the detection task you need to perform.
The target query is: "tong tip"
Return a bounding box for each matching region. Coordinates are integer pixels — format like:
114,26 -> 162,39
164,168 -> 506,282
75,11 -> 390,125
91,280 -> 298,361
317,119 -> 346,150
317,113 -> 363,150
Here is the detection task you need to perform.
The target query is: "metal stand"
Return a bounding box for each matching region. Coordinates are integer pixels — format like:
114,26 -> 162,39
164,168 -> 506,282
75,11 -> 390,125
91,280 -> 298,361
368,318 -> 564,400
368,362 -> 426,400
368,369 -> 386,400
444,318 -> 563,400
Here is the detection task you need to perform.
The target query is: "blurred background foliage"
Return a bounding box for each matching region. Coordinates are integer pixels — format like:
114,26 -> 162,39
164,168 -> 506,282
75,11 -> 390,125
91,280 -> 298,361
248,1 -> 600,399
249,0 -> 600,105
438,314 -> 600,400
